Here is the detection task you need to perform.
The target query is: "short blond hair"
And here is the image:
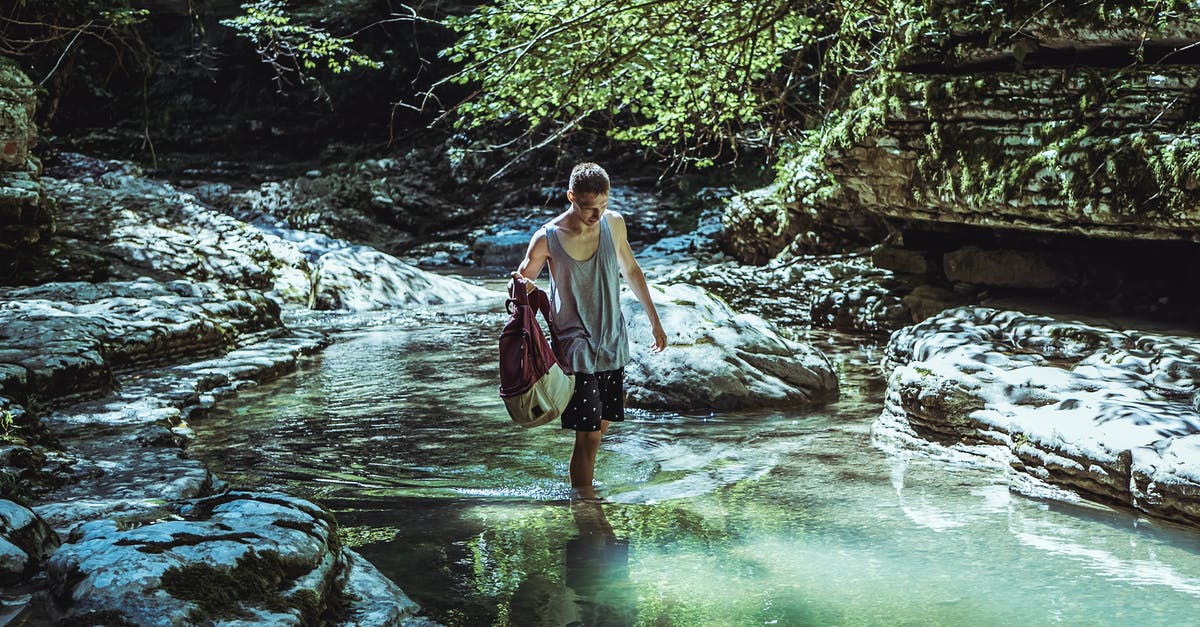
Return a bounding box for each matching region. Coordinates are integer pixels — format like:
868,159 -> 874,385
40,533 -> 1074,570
569,162 -> 610,195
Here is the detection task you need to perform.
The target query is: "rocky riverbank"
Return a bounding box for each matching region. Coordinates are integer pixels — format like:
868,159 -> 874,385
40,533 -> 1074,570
0,138 -> 845,622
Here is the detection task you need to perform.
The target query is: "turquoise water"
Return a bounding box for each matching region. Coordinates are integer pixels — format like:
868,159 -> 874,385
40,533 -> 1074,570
189,305 -> 1200,626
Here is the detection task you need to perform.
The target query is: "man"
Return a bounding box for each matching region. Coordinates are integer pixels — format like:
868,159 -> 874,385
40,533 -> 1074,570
511,162 -> 667,493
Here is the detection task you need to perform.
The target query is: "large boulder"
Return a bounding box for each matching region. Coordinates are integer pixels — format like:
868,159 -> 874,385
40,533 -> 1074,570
47,491 -> 427,626
0,499 -> 59,586
622,283 -> 838,410
0,58 -> 52,256
876,306 -> 1200,526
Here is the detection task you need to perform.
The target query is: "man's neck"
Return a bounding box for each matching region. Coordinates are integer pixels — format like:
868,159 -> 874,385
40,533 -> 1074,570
559,211 -> 600,235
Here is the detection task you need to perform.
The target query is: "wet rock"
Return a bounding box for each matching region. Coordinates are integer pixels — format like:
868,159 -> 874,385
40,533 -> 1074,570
876,306 -> 1200,526
313,246 -> 493,310
338,551 -> 434,626
33,332 -> 327,532
47,491 -> 427,626
229,155 -> 477,257
37,156 -> 313,302
0,279 -> 282,403
0,499 -> 59,586
622,283 -> 838,410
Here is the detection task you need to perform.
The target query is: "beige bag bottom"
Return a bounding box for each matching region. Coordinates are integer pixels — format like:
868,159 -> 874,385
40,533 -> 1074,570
505,364 -> 576,428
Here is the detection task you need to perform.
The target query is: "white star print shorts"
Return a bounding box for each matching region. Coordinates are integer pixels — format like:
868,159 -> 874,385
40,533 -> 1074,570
561,368 -> 625,432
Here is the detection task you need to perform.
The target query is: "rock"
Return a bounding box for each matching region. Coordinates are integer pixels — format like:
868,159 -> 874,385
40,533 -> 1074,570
36,158 -> 314,303
876,306 -> 1200,526
472,220 -> 543,269
622,283 -> 838,410
0,499 -> 59,586
229,154 -> 478,257
32,332 -> 327,532
313,246 -> 494,310
48,491 -> 423,626
871,245 -> 937,275
719,185 -> 795,265
639,205 -> 727,272
899,284 -> 966,323
406,241 -> 474,268
943,246 -> 1079,290
0,58 -> 52,255
770,13 -> 1200,252
0,279 -> 283,403
664,254 -> 923,335
338,551 -> 433,626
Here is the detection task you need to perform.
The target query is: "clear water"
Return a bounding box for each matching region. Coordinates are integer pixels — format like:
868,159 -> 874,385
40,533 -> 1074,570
188,303 -> 1200,626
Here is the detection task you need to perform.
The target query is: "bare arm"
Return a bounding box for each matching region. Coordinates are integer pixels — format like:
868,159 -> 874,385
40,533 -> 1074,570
511,228 -> 550,293
608,212 -> 667,352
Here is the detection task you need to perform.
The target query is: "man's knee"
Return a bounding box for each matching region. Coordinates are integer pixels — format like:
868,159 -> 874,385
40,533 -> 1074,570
575,429 -> 602,449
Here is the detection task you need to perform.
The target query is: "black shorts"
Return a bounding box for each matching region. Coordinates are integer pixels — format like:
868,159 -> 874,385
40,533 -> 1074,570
561,368 -> 625,432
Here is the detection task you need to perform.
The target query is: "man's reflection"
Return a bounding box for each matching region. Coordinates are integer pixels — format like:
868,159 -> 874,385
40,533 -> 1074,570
508,488 -> 635,626
564,488 -> 635,626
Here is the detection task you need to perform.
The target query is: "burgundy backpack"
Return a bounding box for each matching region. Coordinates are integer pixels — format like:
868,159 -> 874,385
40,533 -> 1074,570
499,281 -> 576,427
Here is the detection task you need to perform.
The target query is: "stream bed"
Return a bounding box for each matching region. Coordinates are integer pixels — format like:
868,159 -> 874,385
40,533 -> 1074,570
187,300 -> 1200,626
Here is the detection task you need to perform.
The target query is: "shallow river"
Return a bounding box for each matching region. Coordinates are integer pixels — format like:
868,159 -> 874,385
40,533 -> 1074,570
188,299 -> 1200,626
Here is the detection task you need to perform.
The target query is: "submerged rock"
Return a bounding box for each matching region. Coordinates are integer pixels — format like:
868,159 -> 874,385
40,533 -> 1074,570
876,306 -> 1200,526
622,283 -> 838,410
47,491 -> 426,626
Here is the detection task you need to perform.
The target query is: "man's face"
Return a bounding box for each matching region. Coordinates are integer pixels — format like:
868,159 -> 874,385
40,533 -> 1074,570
568,191 -> 608,227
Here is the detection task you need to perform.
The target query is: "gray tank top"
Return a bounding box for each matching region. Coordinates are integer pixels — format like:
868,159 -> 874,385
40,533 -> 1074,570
545,216 -> 629,373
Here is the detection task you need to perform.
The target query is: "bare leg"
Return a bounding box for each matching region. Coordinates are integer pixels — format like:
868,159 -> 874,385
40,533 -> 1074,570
569,419 -> 610,490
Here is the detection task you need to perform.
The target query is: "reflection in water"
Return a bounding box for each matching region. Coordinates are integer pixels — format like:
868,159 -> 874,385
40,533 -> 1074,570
509,493 -> 635,627
187,309 -> 1200,626
565,495 -> 634,626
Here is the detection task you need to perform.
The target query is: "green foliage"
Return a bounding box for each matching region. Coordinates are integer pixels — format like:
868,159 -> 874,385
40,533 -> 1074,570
439,0 -> 1200,168
440,0 -> 829,164
221,1 -> 382,75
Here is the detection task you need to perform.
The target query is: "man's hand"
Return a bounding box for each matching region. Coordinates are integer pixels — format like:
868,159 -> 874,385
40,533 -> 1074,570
649,322 -> 667,353
510,271 -> 537,294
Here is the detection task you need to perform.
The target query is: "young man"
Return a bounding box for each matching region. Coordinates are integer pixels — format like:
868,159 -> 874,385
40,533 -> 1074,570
512,162 -> 667,494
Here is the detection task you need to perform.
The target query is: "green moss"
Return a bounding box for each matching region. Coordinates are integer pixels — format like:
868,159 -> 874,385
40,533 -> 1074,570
116,531 -> 258,554
158,548 -> 321,624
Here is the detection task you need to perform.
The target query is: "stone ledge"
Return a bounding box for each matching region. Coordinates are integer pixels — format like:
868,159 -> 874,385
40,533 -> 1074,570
875,306 -> 1200,527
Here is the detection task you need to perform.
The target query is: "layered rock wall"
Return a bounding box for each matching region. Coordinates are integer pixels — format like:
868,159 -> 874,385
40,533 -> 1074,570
728,7 -> 1200,266
0,59 -> 51,253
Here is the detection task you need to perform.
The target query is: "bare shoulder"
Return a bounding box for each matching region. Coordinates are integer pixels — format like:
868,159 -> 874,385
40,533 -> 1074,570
604,211 -> 628,238
524,227 -> 549,254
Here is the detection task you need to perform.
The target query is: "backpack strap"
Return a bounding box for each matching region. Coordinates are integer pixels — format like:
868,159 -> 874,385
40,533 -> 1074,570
510,279 -> 571,374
